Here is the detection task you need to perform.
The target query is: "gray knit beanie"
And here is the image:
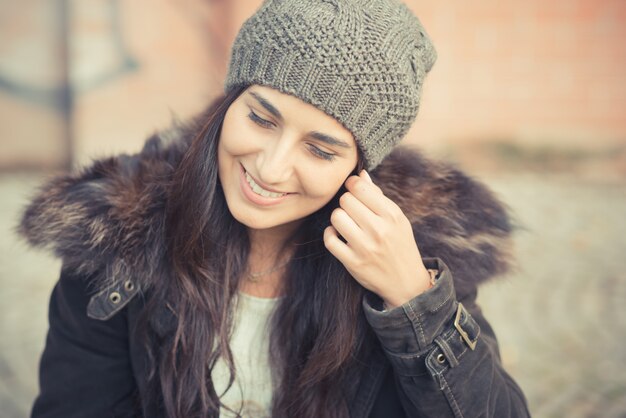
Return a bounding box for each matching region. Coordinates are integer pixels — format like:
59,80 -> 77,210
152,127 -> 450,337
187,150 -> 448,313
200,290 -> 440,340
225,0 -> 437,169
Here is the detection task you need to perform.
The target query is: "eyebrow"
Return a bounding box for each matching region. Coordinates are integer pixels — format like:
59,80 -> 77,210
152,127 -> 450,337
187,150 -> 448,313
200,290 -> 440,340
249,91 -> 282,121
309,131 -> 352,149
248,91 -> 353,149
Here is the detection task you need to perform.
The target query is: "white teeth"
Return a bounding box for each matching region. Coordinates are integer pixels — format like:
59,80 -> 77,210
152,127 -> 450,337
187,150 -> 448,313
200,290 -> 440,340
245,171 -> 286,198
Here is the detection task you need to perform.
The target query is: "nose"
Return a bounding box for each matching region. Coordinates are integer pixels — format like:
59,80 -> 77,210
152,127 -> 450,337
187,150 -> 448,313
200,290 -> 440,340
255,134 -> 296,186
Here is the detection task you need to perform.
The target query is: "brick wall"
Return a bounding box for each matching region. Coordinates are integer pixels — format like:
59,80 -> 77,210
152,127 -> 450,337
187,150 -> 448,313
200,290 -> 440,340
409,0 -> 626,150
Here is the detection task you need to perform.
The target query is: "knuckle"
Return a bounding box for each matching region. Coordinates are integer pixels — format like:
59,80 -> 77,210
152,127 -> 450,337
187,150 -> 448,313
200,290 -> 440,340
378,223 -> 393,239
388,204 -> 404,221
352,257 -> 366,270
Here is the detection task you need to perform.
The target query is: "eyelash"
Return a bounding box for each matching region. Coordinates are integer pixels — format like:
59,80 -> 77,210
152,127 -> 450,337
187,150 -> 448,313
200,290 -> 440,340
247,111 -> 336,161
248,110 -> 274,128
308,145 -> 336,161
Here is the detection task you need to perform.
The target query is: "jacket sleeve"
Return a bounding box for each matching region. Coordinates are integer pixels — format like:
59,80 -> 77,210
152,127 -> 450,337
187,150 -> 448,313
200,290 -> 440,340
31,265 -> 140,418
362,257 -> 530,418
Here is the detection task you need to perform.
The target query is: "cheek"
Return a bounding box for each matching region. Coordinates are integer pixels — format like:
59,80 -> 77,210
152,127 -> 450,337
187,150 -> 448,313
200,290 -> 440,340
300,170 -> 346,200
220,108 -> 254,156
219,134 -> 240,157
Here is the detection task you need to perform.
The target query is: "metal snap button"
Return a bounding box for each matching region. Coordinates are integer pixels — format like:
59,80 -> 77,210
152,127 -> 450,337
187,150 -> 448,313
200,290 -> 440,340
109,292 -> 122,304
436,353 -> 446,364
124,280 -> 134,291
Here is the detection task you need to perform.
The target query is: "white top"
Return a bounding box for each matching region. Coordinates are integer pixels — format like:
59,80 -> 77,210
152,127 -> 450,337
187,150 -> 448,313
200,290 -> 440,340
211,291 -> 281,418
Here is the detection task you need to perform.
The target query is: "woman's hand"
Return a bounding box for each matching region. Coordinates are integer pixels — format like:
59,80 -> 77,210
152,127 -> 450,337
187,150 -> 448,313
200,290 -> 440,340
324,170 -> 433,309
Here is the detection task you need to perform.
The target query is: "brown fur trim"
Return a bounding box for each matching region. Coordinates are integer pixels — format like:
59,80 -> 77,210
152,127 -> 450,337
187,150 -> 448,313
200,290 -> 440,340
372,147 -> 516,297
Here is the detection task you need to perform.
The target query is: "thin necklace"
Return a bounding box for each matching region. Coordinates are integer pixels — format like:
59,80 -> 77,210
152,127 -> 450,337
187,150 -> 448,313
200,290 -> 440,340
246,260 -> 290,282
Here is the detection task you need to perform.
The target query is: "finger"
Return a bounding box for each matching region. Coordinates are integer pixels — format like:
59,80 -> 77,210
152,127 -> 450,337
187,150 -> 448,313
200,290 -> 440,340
344,175 -> 392,217
338,192 -> 379,233
330,207 -> 368,247
360,170 -> 383,193
361,169 -> 373,184
323,225 -> 355,264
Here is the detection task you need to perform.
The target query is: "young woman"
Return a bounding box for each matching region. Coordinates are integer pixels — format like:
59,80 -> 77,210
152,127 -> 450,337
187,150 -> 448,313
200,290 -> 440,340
19,0 -> 530,417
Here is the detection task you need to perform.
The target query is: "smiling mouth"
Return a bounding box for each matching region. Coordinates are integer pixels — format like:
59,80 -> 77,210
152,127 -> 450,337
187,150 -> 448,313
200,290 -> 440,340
243,168 -> 289,198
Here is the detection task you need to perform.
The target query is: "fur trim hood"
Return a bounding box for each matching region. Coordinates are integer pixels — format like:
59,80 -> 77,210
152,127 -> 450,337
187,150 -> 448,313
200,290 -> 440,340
18,118 -> 516,299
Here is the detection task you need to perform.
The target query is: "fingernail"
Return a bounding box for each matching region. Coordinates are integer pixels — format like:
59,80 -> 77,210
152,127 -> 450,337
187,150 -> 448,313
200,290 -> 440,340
361,169 -> 373,183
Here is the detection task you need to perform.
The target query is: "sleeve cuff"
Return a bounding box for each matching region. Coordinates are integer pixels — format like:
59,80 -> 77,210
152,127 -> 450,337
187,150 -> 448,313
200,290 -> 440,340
362,257 -> 458,354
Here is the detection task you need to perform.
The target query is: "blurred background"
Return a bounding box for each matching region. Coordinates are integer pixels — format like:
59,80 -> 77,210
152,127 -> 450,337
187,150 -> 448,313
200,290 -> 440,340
1,0 -> 625,417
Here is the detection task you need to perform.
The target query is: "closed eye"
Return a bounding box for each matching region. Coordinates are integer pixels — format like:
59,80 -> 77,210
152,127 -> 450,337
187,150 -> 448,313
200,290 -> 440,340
248,110 -> 274,128
249,109 -> 336,161
307,144 -> 336,161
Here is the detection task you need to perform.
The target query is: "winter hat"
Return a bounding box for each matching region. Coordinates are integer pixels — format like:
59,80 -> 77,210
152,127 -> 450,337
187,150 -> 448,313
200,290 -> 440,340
225,0 -> 437,169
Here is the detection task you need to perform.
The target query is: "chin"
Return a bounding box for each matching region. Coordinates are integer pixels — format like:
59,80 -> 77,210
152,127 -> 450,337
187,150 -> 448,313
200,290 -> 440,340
227,206 -> 301,232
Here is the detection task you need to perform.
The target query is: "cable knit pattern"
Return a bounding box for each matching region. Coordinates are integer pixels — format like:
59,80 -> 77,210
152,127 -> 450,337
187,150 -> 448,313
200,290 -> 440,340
225,0 -> 437,169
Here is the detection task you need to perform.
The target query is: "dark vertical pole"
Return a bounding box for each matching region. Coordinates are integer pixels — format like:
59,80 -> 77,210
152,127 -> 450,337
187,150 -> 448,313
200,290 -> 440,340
59,0 -> 73,171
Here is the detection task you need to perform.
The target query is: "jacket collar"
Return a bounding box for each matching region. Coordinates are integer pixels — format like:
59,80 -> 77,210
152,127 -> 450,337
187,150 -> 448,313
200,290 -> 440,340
18,121 -> 515,298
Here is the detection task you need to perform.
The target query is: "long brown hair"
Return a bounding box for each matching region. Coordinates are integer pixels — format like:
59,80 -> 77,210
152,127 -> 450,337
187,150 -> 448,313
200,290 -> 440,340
138,86 -> 374,417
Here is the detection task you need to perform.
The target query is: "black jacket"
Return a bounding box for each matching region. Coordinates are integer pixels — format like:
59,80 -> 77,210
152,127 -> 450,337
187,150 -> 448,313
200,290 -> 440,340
19,119 -> 530,417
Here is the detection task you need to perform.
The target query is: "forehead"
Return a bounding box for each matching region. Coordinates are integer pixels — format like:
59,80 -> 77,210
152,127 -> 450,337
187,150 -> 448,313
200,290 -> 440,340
243,85 -> 356,146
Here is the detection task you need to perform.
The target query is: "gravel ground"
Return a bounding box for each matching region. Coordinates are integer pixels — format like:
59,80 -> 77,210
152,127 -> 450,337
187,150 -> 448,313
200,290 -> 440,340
1,170 -> 625,417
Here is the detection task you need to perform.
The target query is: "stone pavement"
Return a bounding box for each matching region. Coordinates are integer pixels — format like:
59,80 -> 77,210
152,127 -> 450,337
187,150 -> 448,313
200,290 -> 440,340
1,171 -> 625,417
478,173 -> 626,418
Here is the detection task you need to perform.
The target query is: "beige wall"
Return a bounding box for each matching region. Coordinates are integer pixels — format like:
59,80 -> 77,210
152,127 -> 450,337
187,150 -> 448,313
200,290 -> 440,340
410,0 -> 626,150
1,0 -> 624,169
0,0 -> 69,169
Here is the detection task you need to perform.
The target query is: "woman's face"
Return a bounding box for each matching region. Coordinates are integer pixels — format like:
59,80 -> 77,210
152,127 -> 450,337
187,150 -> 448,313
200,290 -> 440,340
218,85 -> 359,233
